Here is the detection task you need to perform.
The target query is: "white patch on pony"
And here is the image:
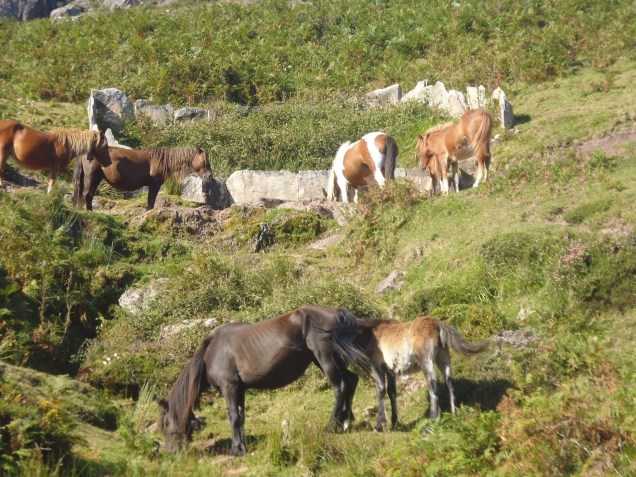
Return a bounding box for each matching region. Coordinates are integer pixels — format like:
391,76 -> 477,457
379,341 -> 419,375
330,141 -> 354,201
362,132 -> 387,187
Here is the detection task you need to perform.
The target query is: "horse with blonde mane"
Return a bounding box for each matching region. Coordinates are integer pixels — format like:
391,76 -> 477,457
325,132 -> 398,203
417,109 -> 492,195
73,146 -> 213,210
0,120 -> 110,193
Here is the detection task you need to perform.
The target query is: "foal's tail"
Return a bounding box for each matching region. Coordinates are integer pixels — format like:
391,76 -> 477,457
470,110 -> 493,161
329,308 -> 371,375
439,323 -> 489,355
382,135 -> 398,180
72,153 -> 85,207
158,335 -> 212,436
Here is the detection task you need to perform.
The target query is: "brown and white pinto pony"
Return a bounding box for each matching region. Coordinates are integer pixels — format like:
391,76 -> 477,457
354,316 -> 489,431
417,109 -> 492,195
326,132 -> 398,203
0,120 -> 110,193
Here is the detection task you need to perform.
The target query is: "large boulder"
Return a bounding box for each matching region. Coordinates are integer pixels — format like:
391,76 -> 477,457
492,88 -> 514,129
466,85 -> 487,110
0,0 -> 56,20
366,84 -> 402,108
395,168 -> 433,192
103,128 -> 131,149
429,81 -> 449,109
226,170 -> 299,204
134,100 -> 174,126
297,170 -> 329,200
401,80 -> 432,103
180,175 -> 233,210
103,0 -> 139,9
447,90 -> 468,118
174,107 -> 216,124
50,3 -> 82,18
88,88 -> 134,134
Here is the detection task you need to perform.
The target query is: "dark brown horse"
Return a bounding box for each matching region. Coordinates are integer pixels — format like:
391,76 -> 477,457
417,109 -> 493,195
158,306 -> 369,456
355,316 -> 489,431
73,146 -> 213,210
0,120 -> 110,193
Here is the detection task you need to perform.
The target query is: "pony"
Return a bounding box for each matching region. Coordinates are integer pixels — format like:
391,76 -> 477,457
354,316 -> 488,431
416,109 -> 492,195
325,132 -> 398,203
157,305 -> 370,456
73,146 -> 213,211
0,120 -> 110,193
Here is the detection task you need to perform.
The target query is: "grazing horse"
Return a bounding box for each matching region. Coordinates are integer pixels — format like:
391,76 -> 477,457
326,132 -> 398,203
157,305 -> 369,456
417,109 -> 492,195
0,120 -> 110,193
355,316 -> 488,431
73,146 -> 213,210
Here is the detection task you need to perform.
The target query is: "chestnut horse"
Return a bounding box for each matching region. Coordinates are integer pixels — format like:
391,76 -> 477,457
0,120 -> 110,193
417,109 -> 492,195
73,146 -> 213,210
158,305 -> 370,456
326,132 -> 398,203
355,316 -> 488,431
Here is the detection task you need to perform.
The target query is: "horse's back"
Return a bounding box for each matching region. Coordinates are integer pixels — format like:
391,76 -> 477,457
99,147 -> 155,190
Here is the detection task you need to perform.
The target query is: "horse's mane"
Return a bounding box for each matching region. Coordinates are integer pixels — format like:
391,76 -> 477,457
51,129 -> 105,157
424,122 -> 455,135
146,147 -> 199,180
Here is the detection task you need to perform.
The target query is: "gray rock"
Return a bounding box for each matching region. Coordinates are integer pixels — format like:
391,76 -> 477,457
395,167 -> 433,192
180,175 -> 233,210
0,0 -> 56,21
50,3 -> 82,17
297,170 -> 329,201
174,107 -> 215,123
447,90 -> 468,118
226,170 -> 299,203
429,81 -> 449,109
88,88 -> 134,134
160,318 -> 219,339
103,0 -> 139,10
366,84 -> 402,108
119,278 -> 169,315
401,80 -> 432,103
104,128 -> 131,149
465,85 -> 486,109
134,99 -> 174,126
375,270 -> 405,295
492,87 -> 514,129
309,233 -> 344,251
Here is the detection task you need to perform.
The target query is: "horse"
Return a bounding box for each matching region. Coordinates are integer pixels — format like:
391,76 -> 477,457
325,132 -> 398,203
416,109 -> 492,195
354,316 -> 489,431
0,120 -> 110,193
157,305 -> 370,456
73,146 -> 213,211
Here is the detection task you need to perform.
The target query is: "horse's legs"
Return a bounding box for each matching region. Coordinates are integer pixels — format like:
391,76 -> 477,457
387,372 -> 400,430
147,178 -> 162,210
372,365 -> 388,431
313,354 -> 352,432
84,167 -> 104,211
335,173 -> 350,203
222,384 -> 247,456
435,347 -> 456,415
0,146 -> 9,187
340,369 -> 358,431
451,161 -> 460,193
353,187 -> 359,204
429,173 -> 437,196
47,164 -> 59,194
417,351 -> 440,419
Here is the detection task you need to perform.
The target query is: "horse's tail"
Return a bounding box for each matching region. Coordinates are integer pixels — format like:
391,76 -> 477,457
158,335 -> 212,437
439,323 -> 489,355
326,169 -> 337,201
329,308 -> 371,375
72,154 -> 85,207
470,110 -> 493,161
382,135 -> 398,180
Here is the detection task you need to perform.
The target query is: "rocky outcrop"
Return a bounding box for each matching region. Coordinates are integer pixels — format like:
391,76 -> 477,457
125,206 -> 220,236
375,270 -> 405,295
297,171 -> 329,200
119,278 -> 169,315
134,100 -> 174,126
104,128 -> 131,149
394,168 -> 432,192
366,84 -> 402,108
466,85 -> 486,110
174,107 -> 216,123
88,88 -> 134,134
180,175 -> 233,210
226,170 -> 300,204
401,80 -> 432,103
447,90 -> 468,118
492,87 -> 514,129
103,0 -> 139,9
50,3 -> 82,18
0,0 -> 56,21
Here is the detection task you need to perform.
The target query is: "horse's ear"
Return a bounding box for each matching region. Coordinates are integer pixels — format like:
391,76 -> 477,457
417,133 -> 423,141
158,399 -> 169,411
195,146 -> 202,154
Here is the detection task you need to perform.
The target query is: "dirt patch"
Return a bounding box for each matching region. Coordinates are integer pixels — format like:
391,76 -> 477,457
578,126 -> 636,158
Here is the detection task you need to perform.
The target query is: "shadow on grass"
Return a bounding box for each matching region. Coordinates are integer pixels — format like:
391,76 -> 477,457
513,114 -> 531,125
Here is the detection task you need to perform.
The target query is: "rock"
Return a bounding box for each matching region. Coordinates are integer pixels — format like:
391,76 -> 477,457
375,270 -> 405,295
174,107 -> 216,123
50,3 -> 82,17
119,278 -> 169,315
309,233 -> 344,251
180,175 -> 233,210
366,84 -> 402,108
394,168 -> 432,192
134,100 -> 174,126
447,90 -> 468,118
0,0 -> 56,21
297,170 -> 329,201
466,85 -> 486,110
236,105 -> 266,115
429,81 -> 449,110
160,318 -> 218,339
401,80 -> 432,103
104,128 -> 131,149
125,206 -> 219,236
103,0 -> 139,9
491,87 -> 514,129
226,170 -> 299,203
88,88 -> 134,134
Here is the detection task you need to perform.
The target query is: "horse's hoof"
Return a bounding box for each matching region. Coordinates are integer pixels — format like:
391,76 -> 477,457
374,423 -> 386,432
230,446 -> 246,457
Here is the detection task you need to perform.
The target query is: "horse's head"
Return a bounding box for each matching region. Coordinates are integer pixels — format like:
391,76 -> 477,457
191,146 -> 214,193
416,133 -> 435,173
158,399 -> 203,454
92,130 -> 112,165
